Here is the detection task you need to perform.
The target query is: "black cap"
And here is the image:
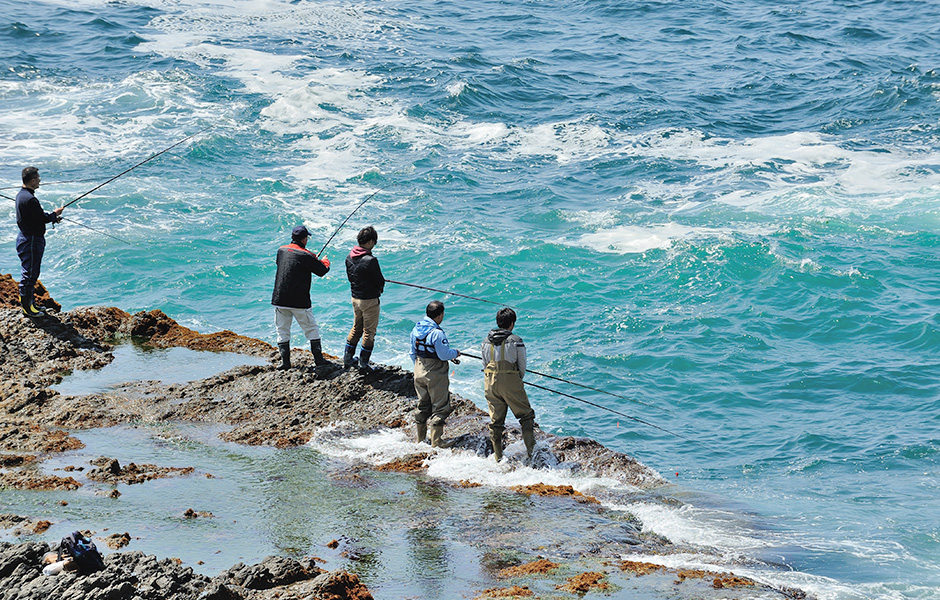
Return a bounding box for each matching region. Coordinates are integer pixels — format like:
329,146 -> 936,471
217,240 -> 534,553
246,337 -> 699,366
292,225 -> 310,238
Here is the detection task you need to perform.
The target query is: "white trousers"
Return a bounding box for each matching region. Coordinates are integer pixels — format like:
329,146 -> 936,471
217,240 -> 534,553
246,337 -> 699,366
274,306 -> 320,344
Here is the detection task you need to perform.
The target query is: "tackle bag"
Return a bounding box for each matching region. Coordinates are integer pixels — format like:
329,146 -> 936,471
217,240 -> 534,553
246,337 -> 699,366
57,531 -> 105,573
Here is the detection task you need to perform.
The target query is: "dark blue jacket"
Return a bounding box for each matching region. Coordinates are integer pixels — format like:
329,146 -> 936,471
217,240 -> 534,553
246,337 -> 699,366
15,188 -> 57,237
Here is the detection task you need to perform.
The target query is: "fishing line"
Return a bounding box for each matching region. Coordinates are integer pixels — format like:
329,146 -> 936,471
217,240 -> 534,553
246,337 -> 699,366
386,279 -> 513,307
56,216 -> 138,247
63,125 -> 213,209
0,176 -> 102,191
521,379 -> 691,441
316,183 -> 396,258
460,351 -> 668,412
314,180 -> 511,307
2,193 -> 138,247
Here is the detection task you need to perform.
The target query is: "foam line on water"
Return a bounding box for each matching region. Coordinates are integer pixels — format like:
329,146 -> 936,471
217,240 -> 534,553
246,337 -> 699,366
0,74 -> 222,169
307,425 -> 640,494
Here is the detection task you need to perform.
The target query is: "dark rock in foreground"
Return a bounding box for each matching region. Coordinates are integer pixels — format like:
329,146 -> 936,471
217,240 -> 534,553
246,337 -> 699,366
0,541 -> 371,600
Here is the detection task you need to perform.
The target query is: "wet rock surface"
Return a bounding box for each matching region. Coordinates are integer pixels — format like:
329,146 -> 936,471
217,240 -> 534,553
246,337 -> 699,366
0,278 -> 810,600
0,541 -> 370,600
86,457 -> 195,486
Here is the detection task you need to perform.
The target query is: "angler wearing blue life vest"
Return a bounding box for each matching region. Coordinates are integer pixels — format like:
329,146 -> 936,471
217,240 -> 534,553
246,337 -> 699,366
343,226 -> 385,372
15,167 -> 63,317
410,300 -> 461,447
271,225 -> 331,370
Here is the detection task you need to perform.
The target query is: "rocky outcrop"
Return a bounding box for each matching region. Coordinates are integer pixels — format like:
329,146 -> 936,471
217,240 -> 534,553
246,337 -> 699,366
0,295 -> 662,488
0,542 -> 370,600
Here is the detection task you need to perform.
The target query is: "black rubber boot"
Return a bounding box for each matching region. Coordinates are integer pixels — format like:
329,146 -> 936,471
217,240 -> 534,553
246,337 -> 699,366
358,346 -> 373,373
20,294 -> 43,317
343,343 -> 358,369
310,339 -> 329,366
277,342 -> 291,370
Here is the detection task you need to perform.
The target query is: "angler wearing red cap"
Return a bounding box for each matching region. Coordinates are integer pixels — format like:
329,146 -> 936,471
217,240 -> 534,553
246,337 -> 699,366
271,225 -> 331,370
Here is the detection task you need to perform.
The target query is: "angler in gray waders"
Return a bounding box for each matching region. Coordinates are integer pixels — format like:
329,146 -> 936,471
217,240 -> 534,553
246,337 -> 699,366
410,300 -> 461,448
481,307 -> 536,462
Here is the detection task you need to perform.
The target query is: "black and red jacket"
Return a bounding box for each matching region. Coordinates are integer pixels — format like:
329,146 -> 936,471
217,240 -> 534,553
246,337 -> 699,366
345,245 -> 385,300
271,243 -> 329,309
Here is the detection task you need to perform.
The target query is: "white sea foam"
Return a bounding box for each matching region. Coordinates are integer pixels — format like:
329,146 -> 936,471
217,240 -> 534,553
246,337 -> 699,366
0,71 -> 221,169
626,129 -> 940,217
575,223 -> 697,254
446,81 -> 467,97
307,427 -> 907,599
573,222 -> 763,254
307,425 -> 639,495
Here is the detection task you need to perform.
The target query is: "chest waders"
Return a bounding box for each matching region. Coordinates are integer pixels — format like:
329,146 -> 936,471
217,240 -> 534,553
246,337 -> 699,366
413,331 -> 456,448
484,342 -> 536,462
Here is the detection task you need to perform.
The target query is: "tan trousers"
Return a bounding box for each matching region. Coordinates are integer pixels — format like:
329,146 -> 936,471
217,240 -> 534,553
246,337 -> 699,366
346,297 -> 380,349
414,357 -> 452,426
485,361 -> 535,427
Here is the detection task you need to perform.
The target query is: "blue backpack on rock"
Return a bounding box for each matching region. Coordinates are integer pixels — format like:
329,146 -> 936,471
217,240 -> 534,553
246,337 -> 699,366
57,531 -> 105,573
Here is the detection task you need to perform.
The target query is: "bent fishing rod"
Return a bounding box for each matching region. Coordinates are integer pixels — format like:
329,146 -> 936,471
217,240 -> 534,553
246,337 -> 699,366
317,183 -> 395,258
386,279 -> 513,308
0,191 -> 136,247
460,351 -> 667,412
312,180 -> 513,308
63,125 -> 213,210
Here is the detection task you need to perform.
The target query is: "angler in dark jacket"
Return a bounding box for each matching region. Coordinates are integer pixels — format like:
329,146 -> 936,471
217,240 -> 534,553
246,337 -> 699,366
481,307 -> 536,462
343,226 -> 385,371
15,167 -> 63,317
271,225 -> 330,369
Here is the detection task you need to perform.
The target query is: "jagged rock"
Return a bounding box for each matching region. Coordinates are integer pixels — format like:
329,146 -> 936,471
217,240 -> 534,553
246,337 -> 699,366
0,542 -> 368,600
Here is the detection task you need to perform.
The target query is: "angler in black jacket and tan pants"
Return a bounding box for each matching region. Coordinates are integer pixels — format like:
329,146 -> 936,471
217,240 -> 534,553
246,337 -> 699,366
344,226 -> 385,372
271,225 -> 331,370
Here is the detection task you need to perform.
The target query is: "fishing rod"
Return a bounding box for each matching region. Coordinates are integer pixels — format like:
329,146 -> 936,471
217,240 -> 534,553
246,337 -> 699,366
386,279 -> 513,308
521,379 -> 691,441
1,191 -> 136,246
62,125 -> 213,210
460,351 -> 668,412
317,184 -> 394,258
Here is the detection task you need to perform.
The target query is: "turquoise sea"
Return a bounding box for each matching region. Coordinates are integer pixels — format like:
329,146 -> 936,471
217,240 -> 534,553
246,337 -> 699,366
1,0 -> 939,598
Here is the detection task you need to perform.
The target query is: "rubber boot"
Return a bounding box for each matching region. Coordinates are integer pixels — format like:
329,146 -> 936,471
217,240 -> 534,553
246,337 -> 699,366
277,342 -> 291,370
489,425 -> 505,462
521,419 -> 536,459
415,422 -> 428,444
343,343 -> 358,369
358,346 -> 373,373
20,295 -> 43,318
310,339 -> 329,366
429,424 -> 455,449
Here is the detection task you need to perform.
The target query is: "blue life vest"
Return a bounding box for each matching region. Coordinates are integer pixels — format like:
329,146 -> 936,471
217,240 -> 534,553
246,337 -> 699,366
414,330 -> 439,358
